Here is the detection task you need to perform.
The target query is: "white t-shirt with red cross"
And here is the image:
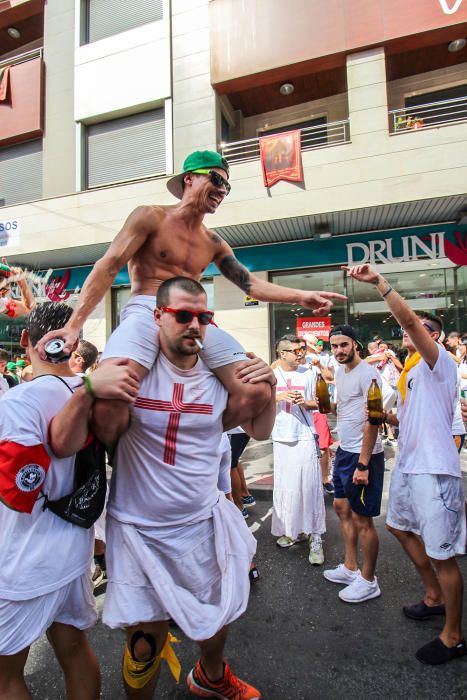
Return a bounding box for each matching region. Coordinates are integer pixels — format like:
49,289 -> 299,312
272,365 -> 317,442
108,352 -> 228,528
396,345 -> 460,477
0,375 -> 93,601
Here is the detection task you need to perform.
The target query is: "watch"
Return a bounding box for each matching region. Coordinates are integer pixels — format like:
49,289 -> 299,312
356,462 -> 369,472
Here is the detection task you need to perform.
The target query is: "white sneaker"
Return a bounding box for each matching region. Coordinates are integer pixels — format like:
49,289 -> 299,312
276,536 -> 298,548
323,563 -> 360,584
338,574 -> 381,603
309,536 -> 324,565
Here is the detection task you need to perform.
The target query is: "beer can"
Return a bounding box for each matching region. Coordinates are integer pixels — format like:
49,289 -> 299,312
44,339 -> 70,364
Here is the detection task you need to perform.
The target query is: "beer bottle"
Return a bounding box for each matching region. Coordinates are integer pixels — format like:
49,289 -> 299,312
316,373 -> 331,414
367,378 -> 384,425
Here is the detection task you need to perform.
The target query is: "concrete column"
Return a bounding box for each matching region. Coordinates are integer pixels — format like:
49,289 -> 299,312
213,272 -> 271,362
346,47 -> 388,141
171,0 -> 217,171
42,0 -> 76,198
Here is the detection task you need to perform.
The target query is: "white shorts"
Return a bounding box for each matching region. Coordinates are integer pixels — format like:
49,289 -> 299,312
0,572 -> 97,656
386,469 -> 466,560
101,295 -> 247,370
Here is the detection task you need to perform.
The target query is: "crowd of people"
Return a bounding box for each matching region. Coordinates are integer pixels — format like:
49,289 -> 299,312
0,149 -> 466,700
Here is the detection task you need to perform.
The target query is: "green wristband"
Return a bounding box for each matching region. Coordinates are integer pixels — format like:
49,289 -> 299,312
83,374 -> 96,399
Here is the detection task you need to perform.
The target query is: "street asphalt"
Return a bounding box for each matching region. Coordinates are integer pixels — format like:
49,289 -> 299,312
24,448 -> 467,699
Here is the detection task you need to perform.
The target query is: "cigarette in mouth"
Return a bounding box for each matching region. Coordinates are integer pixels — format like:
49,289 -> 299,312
194,338 -> 203,350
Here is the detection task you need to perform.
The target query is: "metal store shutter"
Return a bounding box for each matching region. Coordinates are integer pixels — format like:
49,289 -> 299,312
87,0 -> 163,43
86,109 -> 166,188
0,140 -> 43,206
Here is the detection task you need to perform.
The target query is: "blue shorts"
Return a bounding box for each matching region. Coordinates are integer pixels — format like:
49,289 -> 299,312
333,447 -> 385,518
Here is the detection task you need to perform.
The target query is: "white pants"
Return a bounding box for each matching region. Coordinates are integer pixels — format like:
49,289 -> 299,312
387,469 -> 466,560
102,295 -> 247,370
103,494 -> 256,641
272,439 -> 326,539
0,572 -> 96,656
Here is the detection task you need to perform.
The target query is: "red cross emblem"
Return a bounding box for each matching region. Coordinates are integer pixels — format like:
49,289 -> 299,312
135,383 -> 213,465
275,378 -> 305,413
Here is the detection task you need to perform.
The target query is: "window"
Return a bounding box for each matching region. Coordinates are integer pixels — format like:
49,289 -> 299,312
86,109 -> 166,188
85,0 -> 163,44
0,139 -> 42,207
260,117 -> 328,147
405,84 -> 467,128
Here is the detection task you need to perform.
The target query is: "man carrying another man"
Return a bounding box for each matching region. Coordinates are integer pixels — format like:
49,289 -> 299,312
89,277 -> 276,699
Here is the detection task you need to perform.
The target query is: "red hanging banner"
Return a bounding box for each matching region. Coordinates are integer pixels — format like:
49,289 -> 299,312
259,129 -> 303,188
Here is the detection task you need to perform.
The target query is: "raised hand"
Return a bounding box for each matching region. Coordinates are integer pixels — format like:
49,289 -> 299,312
341,264 -> 380,285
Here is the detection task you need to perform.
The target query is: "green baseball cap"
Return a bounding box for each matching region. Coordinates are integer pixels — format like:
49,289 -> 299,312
316,339 -> 324,347
166,150 -> 229,200
0,262 -> 12,279
16,359 -> 26,367
6,362 -> 16,370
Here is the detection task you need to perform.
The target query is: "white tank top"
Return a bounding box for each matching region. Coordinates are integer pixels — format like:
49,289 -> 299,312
108,352 -> 228,527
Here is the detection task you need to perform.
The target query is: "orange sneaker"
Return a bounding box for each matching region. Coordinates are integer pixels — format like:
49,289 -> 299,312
187,660 -> 261,699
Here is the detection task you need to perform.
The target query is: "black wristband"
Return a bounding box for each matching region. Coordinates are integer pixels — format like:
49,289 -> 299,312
356,462 -> 369,471
381,286 -> 393,298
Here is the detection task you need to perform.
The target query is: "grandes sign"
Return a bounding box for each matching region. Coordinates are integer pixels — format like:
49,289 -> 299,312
296,317 -> 332,340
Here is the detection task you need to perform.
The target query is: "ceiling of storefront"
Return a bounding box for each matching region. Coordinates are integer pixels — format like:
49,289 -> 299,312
9,194 -> 467,271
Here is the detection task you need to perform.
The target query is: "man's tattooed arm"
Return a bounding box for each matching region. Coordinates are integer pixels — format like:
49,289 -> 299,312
218,255 -> 252,294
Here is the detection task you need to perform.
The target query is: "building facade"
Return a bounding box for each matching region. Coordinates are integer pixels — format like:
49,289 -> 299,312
1,0 -> 466,358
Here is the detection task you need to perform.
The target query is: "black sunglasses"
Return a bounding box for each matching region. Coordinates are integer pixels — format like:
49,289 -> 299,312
192,169 -> 231,195
159,306 -> 215,326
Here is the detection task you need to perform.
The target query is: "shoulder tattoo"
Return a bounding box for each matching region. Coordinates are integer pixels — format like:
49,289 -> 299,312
218,255 -> 252,294
210,232 -> 223,245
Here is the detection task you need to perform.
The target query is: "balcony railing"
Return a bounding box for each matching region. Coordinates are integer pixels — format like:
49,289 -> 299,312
221,119 -> 350,165
389,95 -> 467,134
0,47 -> 43,70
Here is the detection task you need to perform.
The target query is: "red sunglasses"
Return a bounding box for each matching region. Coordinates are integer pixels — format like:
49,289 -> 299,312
159,307 -> 215,326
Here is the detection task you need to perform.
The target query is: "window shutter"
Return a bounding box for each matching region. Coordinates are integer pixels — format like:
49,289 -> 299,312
87,0 -> 164,43
86,109 -> 166,188
0,140 -> 42,206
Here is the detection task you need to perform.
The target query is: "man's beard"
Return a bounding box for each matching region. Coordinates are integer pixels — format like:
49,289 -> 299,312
337,348 -> 355,364
172,336 -> 200,356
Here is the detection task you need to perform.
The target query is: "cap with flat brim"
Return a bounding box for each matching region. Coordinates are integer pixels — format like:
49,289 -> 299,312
167,150 -> 230,200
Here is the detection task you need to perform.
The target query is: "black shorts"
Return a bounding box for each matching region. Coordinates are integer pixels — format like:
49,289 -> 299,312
333,447 -> 385,518
229,433 -> 250,468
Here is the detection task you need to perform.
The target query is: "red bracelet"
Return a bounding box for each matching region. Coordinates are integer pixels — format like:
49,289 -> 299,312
5,299 -> 16,318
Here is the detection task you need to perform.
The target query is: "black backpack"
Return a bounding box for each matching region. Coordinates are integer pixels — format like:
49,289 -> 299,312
36,375 -> 107,529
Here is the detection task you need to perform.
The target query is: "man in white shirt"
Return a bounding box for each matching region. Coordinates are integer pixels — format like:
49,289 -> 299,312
0,302 -> 139,699
272,336 -> 325,565
93,276 -> 275,700
323,325 -> 385,604
344,263 -> 466,666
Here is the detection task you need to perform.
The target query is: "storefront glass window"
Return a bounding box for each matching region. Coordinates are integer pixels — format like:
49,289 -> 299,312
270,264 -> 465,356
0,313 -> 27,359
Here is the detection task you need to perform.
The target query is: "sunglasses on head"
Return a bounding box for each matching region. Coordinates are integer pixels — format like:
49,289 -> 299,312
191,169 -> 231,195
283,347 -> 305,356
159,307 -> 215,326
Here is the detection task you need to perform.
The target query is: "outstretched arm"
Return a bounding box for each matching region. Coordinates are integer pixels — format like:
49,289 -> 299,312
37,206 -> 154,358
213,239 -> 346,315
343,264 -> 439,369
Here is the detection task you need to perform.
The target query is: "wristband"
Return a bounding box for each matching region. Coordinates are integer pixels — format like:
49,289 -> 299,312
381,286 -> 393,298
83,374 -> 96,399
356,462 -> 368,472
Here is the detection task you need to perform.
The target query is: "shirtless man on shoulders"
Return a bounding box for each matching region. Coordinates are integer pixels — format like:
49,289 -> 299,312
38,151 -> 345,429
